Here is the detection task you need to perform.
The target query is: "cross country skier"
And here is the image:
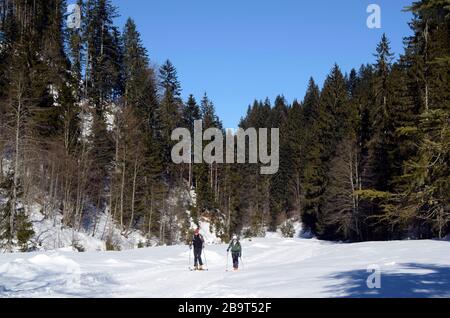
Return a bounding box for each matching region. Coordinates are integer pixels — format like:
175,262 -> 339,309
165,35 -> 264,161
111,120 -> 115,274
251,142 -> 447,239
190,228 -> 205,270
227,235 -> 242,271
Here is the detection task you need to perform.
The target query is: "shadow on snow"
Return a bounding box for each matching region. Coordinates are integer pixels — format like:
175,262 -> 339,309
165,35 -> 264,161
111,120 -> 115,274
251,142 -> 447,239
327,263 -> 450,298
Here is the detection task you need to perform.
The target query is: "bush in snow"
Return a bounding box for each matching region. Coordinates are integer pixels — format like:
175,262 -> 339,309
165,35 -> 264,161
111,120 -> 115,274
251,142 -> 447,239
16,211 -> 35,252
243,222 -> 266,239
0,174 -> 35,251
106,236 -> 121,251
280,221 -> 295,238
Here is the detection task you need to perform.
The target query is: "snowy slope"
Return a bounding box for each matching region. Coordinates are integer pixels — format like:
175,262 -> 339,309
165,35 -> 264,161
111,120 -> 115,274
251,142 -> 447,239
28,204 -> 147,253
1,182 -> 192,252
0,237 -> 449,298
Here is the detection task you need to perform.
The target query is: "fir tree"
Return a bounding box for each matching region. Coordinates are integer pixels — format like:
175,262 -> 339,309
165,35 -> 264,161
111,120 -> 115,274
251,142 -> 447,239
158,60 -> 183,172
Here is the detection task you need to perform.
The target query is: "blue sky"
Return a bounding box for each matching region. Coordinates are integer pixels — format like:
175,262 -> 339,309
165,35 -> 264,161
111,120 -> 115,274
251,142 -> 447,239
109,0 -> 413,128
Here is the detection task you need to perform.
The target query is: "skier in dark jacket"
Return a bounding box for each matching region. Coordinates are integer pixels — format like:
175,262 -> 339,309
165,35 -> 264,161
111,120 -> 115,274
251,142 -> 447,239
227,235 -> 242,271
190,228 -> 205,270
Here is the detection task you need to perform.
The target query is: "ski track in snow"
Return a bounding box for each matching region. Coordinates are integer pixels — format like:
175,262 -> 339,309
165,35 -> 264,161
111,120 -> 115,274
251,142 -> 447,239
0,238 -> 450,298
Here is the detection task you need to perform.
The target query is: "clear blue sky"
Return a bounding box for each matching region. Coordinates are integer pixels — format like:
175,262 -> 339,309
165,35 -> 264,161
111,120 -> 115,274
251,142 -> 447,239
109,0 -> 413,128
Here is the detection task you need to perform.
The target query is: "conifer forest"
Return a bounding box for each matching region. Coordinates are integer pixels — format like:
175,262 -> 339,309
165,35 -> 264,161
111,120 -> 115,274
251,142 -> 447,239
0,0 -> 448,253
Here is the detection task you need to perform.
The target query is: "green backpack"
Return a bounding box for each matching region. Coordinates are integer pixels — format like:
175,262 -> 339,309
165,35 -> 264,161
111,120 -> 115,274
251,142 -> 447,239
230,240 -> 242,253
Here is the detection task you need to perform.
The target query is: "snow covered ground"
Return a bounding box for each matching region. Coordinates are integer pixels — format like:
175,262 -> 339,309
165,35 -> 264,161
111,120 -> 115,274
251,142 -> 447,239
0,236 -> 449,298
28,203 -> 148,252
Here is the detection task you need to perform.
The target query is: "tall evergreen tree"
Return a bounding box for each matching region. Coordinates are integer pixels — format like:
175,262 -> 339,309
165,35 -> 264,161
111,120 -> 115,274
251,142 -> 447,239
268,96 -> 289,229
183,95 -> 202,188
84,0 -> 122,111
302,65 -> 352,235
390,0 -> 450,238
158,59 -> 183,173
195,93 -> 222,213
123,18 -> 158,129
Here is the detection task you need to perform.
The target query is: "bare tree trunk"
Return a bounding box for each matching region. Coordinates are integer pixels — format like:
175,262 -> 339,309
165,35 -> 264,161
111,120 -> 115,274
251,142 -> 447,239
47,161 -> 55,216
291,171 -> 302,217
0,153 -> 3,183
424,21 -> 429,112
74,139 -> 87,228
349,150 -> 358,239
92,195 -> 101,236
105,118 -> 120,239
127,158 -> 138,235
437,207 -> 445,239
120,157 -> 126,233
354,152 -> 362,240
10,82 -> 23,252
84,47 -> 90,98
160,195 -> 166,245
52,172 -> 59,217
188,162 -> 192,189
113,197 -> 118,223
210,164 -> 213,190
62,176 -> 72,228
215,164 -> 219,202
148,186 -> 153,239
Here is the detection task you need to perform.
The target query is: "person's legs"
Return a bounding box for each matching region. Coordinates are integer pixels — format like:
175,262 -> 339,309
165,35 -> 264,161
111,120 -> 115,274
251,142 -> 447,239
194,248 -> 203,267
232,252 -> 239,269
194,250 -> 198,268
198,250 -> 203,266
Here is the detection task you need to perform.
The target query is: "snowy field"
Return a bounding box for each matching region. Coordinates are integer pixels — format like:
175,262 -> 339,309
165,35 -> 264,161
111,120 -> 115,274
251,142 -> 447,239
0,237 -> 449,298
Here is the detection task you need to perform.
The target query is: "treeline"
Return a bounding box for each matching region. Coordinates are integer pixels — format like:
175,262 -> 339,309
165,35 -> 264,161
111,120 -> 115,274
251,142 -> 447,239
0,0 -> 223,251
237,0 -> 449,241
0,0 -> 448,252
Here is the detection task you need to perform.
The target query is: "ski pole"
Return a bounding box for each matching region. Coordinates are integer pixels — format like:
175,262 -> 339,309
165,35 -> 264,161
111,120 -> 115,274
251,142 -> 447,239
203,248 -> 208,270
189,246 -> 192,269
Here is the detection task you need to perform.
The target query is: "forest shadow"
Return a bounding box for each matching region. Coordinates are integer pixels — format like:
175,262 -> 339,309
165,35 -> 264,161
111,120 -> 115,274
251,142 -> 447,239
327,263 -> 450,298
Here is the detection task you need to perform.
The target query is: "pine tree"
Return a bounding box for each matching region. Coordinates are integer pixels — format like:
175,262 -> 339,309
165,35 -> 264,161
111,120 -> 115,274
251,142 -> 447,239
235,100 -> 272,236
84,0 -> 122,111
158,60 -> 183,173
268,96 -> 289,230
195,93 -> 221,213
391,0 -> 450,238
300,79 -> 322,232
16,209 -> 35,252
0,175 -> 15,249
124,18 -> 151,113
68,0 -> 85,94
184,95 -> 202,133
367,34 -> 396,192
283,99 -> 305,220
183,95 -> 202,187
119,18 -> 163,238
302,65 -> 352,235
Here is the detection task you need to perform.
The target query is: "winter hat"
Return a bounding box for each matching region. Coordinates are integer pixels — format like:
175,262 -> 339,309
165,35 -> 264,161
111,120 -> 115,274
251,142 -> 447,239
233,235 -> 238,240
